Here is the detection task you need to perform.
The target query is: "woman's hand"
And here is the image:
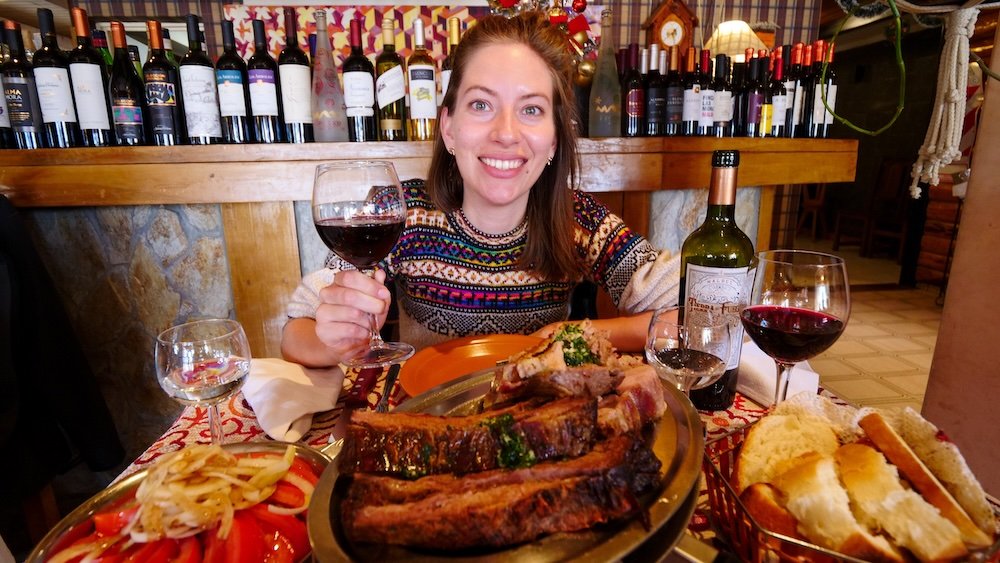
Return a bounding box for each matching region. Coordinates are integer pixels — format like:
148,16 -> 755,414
314,269 -> 393,360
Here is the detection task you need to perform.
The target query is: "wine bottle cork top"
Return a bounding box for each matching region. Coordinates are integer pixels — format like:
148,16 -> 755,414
712,150 -> 740,168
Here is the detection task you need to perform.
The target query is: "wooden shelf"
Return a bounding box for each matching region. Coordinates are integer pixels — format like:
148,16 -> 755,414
0,138 -> 858,207
0,138 -> 857,358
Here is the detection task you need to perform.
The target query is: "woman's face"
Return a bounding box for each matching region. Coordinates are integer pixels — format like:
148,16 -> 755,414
440,42 -> 558,213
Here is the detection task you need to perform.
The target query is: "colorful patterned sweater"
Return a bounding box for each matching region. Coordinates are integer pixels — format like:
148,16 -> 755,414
288,180 -> 680,350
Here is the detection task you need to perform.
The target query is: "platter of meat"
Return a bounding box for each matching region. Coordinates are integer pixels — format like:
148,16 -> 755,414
308,322 -> 704,562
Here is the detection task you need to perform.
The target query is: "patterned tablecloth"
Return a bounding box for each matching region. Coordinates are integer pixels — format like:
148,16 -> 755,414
123,366 -> 781,549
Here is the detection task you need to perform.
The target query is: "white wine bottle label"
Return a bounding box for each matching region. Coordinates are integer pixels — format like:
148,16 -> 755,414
713,91 -> 733,122
376,65 -> 405,109
216,69 -> 248,117
812,85 -> 831,124
69,63 -> 111,130
681,86 -> 700,122
248,69 -> 279,116
792,83 -> 806,125
684,263 -> 752,370
279,64 -> 312,123
408,64 -> 437,120
180,65 -> 223,138
34,67 -> 78,124
699,89 -> 715,128
822,84 -> 838,125
343,71 -> 375,117
771,94 -> 787,128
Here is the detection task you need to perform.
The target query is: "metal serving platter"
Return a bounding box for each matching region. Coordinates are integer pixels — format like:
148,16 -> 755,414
308,367 -> 704,562
27,441 -> 331,563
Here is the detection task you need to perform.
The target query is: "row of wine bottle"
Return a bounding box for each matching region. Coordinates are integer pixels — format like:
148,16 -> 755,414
0,8 -> 464,149
587,11 -> 839,140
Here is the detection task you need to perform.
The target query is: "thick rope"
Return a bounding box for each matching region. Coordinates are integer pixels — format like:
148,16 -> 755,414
909,7 -> 979,198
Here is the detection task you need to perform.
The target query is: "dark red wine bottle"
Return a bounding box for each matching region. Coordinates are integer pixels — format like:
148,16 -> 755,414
248,19 -> 285,143
680,47 -> 703,136
644,44 -> 666,137
681,150 -> 754,411
143,19 -> 186,145
621,43 -> 645,137
343,18 -> 377,142
179,14 -> 222,145
663,46 -> 682,136
216,20 -> 253,144
34,8 -> 81,148
68,7 -> 114,147
696,49 -> 714,136
108,21 -> 147,145
3,21 -> 46,149
710,54 -> 733,137
811,42 -> 838,138
793,43 -> 814,138
742,56 -> 766,138
278,8 -> 313,143
769,56 -> 789,138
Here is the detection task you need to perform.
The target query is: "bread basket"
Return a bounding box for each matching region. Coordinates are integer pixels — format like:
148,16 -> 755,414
702,423 -> 1000,563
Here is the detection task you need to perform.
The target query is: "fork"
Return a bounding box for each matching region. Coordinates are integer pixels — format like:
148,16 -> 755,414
375,363 -> 401,413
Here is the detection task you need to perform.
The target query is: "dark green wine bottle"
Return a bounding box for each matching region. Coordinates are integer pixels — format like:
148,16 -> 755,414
680,150 -> 754,411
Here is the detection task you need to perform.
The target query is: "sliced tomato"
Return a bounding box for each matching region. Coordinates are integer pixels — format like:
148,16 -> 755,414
93,506 -> 139,536
261,530 -> 295,563
123,538 -> 178,563
224,512 -> 265,563
287,457 -> 319,486
201,529 -> 226,563
171,536 -> 203,563
247,505 -> 310,560
266,481 -> 305,508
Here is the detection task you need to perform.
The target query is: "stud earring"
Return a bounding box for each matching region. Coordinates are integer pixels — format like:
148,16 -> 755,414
448,147 -> 456,155
547,157 -> 553,166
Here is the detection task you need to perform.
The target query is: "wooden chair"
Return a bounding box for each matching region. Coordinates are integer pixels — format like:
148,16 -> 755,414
833,157 -> 912,260
797,184 -> 828,239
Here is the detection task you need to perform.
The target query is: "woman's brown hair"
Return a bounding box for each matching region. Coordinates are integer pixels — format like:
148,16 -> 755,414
425,10 -> 582,281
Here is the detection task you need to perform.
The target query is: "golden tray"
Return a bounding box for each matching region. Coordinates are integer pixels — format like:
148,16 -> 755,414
702,423 -> 1000,563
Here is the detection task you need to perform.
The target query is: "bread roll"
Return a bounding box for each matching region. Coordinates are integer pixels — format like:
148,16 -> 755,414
772,452 -> 903,563
733,413 -> 839,493
835,443 -> 967,562
739,483 -> 801,539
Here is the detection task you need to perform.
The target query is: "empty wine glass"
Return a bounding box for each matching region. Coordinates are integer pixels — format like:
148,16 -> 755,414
741,250 -> 850,406
313,160 -> 414,368
646,306 -> 732,398
155,319 -> 251,444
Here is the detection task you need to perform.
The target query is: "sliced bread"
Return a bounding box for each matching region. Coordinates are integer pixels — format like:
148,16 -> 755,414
733,413 -> 839,493
859,412 -> 994,549
835,443 -> 967,562
772,452 -> 903,563
739,483 -> 802,539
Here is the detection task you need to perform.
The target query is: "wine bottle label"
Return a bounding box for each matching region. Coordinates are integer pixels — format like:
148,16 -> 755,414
681,86 -> 700,122
0,78 -> 10,128
440,69 -> 452,104
771,94 -> 787,127
665,85 -> 683,123
646,88 -> 666,124
4,76 -> 43,131
180,65 -> 223,138
625,88 -> 644,118
822,84 -> 838,125
216,70 -> 248,118
792,82 -> 806,125
34,67 -> 79,124
746,92 -> 763,125
812,84 -> 832,124
698,89 -> 715,128
713,91 -> 733,122
761,103 -> 773,134
343,71 -> 375,117
407,65 -> 437,120
279,64 -> 312,123
684,263 -> 752,371
248,69 -> 279,116
145,71 -> 179,135
112,97 -> 144,142
69,63 -> 111,130
376,65 -> 405,109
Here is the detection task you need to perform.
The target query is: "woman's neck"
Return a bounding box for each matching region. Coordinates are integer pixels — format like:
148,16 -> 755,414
459,205 -> 526,236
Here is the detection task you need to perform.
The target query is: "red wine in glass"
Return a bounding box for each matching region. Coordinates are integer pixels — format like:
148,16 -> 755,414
743,250 -> 849,406
312,161 -> 413,368
740,305 -> 845,364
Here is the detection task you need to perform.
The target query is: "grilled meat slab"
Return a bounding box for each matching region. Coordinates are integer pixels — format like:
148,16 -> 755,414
341,434 -> 662,549
338,397 -> 597,477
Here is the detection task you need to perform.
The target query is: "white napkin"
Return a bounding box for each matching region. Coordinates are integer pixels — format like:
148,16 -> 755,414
737,339 -> 820,407
242,358 -> 345,441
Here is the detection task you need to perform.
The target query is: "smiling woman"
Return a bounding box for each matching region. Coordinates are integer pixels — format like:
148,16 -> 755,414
280,11 -> 683,371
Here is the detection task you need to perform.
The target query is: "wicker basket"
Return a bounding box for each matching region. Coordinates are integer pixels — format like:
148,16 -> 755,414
702,424 -> 1000,563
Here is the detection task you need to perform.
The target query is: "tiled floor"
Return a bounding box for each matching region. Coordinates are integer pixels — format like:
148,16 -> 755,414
793,237 -> 943,411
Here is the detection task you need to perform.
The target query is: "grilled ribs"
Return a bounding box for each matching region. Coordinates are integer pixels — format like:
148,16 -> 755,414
341,434 -> 662,550
338,396 -> 597,477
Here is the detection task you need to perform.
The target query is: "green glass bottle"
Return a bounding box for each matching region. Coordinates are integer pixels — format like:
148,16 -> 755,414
587,9 -> 620,138
680,150 -> 755,411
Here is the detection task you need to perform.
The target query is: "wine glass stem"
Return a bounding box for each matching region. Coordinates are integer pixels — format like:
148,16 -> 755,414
773,361 -> 795,407
367,312 -> 385,347
208,403 -> 224,445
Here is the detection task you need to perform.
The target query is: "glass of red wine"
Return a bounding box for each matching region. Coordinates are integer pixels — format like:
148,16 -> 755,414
741,250 -> 850,406
312,161 -> 414,368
